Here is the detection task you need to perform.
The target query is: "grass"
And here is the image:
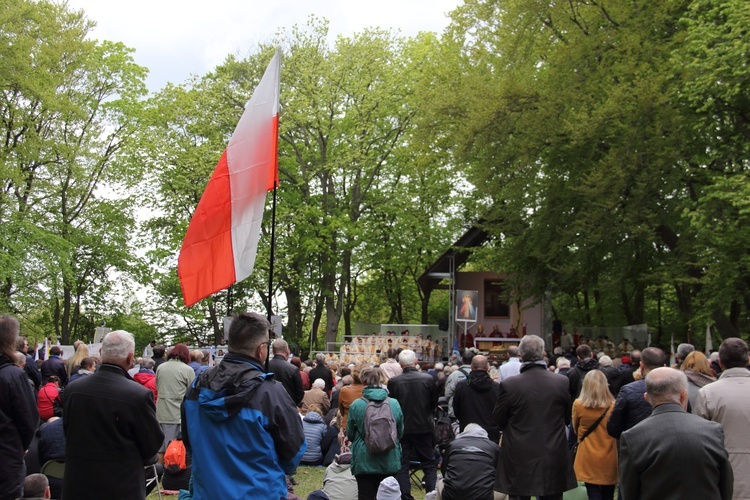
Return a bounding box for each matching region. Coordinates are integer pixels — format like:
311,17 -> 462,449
147,465 -> 429,499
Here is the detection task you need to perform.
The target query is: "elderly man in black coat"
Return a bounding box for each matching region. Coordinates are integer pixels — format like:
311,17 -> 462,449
16,336 -> 41,390
388,348 -> 439,500
63,330 -> 164,500
268,338 -> 304,406
493,335 -> 576,500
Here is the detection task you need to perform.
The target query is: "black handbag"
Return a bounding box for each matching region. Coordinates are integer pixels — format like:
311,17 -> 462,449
570,404 -> 611,462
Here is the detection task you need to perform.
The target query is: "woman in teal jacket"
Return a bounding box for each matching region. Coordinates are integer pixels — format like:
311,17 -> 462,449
347,366 -> 404,500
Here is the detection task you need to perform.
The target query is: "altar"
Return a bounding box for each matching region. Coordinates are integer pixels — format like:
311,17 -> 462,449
473,337 -> 521,349
473,337 -> 521,362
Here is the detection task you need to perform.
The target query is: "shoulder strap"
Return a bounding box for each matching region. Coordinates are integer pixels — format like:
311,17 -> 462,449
578,404 -> 611,445
458,367 -> 470,378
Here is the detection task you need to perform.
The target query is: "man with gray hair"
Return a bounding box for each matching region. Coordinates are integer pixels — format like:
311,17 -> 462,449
301,378 -> 330,415
22,473 -> 50,499
493,335 -> 576,499
269,338 -> 304,406
388,349 -> 439,499
309,352 -> 334,394
63,330 -> 164,499
619,368 -> 733,500
674,343 -> 695,368
556,357 -> 571,376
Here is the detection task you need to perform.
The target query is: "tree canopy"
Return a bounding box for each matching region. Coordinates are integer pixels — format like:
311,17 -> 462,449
3,0 -> 749,349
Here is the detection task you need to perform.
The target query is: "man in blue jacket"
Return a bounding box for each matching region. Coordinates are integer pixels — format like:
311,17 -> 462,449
607,347 -> 665,440
182,312 -> 306,500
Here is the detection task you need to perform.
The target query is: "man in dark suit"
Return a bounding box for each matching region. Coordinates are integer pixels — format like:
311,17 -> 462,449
619,368 -> 733,500
388,349 -> 439,500
269,339 -> 304,406
40,345 -> 67,386
63,330 -> 164,500
493,335 -> 576,500
16,336 -> 41,390
309,353 -> 334,394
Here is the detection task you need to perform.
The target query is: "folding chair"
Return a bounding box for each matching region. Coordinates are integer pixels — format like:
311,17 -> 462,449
409,461 -> 424,490
40,459 -> 65,499
40,459 -> 65,480
145,463 -> 162,500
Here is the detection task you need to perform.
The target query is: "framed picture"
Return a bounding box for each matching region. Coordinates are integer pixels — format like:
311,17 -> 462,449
456,290 -> 479,322
484,280 -> 510,318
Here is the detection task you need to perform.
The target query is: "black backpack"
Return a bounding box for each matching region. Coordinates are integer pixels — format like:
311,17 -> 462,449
434,413 -> 455,446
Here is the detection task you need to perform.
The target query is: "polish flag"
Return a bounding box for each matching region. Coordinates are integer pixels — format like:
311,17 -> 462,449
178,49 -> 281,307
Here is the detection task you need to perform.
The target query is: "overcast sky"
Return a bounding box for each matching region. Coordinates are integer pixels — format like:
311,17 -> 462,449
65,0 -> 463,91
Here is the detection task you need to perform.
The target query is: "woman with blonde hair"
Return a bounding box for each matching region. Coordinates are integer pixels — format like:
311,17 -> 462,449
67,343 -> 89,376
572,369 -> 617,500
680,350 -> 716,412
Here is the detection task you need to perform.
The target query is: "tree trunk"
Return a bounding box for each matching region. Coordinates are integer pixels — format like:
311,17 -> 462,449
207,300 -> 221,345
633,282 -> 645,324
712,308 -> 739,340
285,287 -> 303,344
61,284 -> 72,344
310,296 -> 324,354
583,290 -> 591,325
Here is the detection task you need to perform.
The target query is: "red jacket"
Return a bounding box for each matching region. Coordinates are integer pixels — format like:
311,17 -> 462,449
133,372 -> 158,403
37,382 -> 60,421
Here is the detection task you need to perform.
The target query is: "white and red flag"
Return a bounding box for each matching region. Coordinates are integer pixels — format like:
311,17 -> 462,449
178,49 -> 281,307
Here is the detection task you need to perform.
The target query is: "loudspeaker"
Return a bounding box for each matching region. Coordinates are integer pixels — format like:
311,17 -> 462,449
438,318 -> 449,331
553,319 -> 563,333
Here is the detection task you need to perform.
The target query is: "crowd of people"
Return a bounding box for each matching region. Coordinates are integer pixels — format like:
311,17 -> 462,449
2,311 -> 749,500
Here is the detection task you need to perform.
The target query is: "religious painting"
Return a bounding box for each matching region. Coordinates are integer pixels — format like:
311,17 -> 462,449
456,290 -> 479,322
484,280 -> 510,318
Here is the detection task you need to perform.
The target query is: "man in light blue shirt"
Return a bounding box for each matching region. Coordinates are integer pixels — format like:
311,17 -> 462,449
498,346 -> 522,382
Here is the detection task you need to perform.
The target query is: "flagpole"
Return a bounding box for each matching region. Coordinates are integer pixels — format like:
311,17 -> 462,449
268,186 -> 277,324
265,187 -> 278,373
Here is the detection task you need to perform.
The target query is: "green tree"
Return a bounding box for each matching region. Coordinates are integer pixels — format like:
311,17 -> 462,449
139,19 -> 460,349
439,0 -> 750,342
1,0 -> 148,343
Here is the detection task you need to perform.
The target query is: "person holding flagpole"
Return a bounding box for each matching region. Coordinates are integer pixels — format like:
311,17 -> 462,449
182,312 -> 306,499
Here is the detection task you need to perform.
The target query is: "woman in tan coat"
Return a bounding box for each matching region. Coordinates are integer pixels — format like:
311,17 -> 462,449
336,362 -> 365,454
337,362 -> 365,433
572,369 -> 618,500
